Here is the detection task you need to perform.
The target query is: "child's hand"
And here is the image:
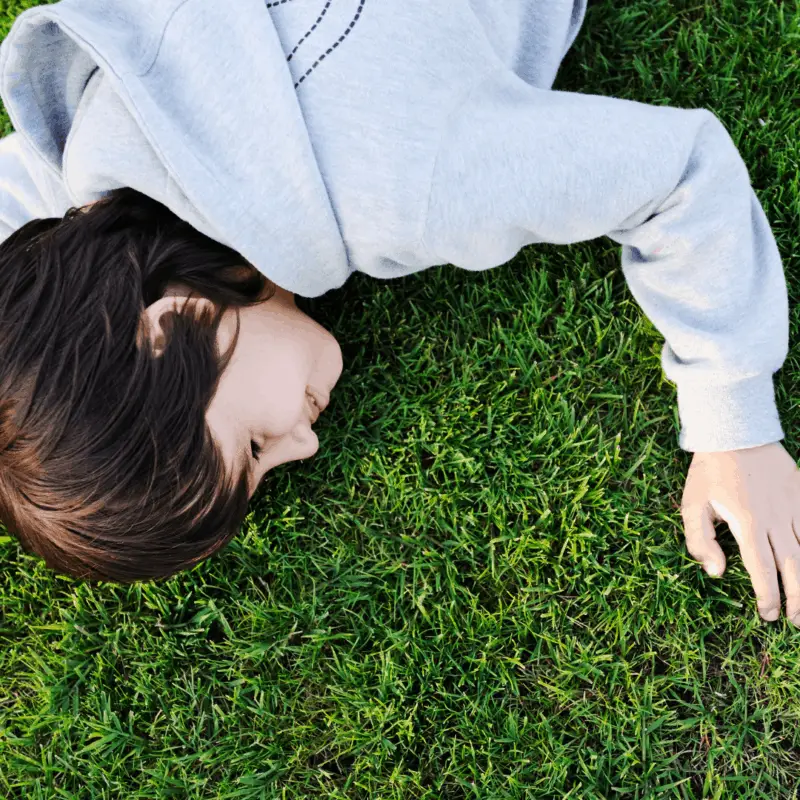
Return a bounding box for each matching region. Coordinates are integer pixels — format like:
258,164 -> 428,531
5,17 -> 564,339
680,441 -> 800,625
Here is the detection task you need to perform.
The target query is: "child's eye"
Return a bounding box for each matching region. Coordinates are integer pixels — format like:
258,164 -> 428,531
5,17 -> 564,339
250,440 -> 262,460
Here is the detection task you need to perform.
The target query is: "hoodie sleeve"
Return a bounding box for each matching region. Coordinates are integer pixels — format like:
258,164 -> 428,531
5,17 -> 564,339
422,67 -> 788,454
0,132 -> 74,242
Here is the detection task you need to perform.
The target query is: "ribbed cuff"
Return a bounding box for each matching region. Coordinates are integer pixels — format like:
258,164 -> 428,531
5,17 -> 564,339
676,373 -> 784,453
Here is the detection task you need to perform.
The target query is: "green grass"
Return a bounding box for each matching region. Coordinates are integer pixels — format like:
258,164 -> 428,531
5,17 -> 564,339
1,0 -> 800,796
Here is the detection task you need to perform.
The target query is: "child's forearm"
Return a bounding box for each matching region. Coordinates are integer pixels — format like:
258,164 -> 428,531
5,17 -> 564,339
421,68 -> 788,453
614,123 -> 787,454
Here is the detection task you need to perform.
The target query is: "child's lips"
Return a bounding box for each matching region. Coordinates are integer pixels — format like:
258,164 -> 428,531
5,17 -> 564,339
307,394 -> 320,424
309,387 -> 330,414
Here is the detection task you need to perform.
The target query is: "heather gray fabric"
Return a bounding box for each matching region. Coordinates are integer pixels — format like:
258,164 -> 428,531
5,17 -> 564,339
0,0 -> 789,453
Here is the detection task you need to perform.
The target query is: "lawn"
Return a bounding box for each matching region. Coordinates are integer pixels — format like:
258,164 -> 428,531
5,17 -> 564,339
1,0 -> 800,797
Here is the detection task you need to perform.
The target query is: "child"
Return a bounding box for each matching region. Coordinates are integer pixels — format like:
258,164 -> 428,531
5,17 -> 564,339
0,0 -> 797,623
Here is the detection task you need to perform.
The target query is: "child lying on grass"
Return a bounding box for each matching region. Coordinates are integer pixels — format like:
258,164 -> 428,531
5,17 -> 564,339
0,0 -> 797,624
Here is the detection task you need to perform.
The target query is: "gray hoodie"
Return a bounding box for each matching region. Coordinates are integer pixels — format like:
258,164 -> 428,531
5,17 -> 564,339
0,0 -> 790,454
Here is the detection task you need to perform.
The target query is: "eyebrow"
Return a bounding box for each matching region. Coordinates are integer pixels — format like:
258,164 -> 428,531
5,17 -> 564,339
238,428 -> 275,494
235,417 -> 255,489
241,439 -> 272,495
237,442 -> 254,494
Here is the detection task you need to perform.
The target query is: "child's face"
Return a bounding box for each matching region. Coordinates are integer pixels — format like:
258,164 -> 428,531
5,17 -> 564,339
204,286 -> 343,496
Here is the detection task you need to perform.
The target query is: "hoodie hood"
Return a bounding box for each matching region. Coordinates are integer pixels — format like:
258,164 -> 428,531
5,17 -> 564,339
0,0 -> 352,297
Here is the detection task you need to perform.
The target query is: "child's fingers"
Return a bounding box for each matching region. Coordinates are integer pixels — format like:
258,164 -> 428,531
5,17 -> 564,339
702,497 -> 782,621
734,521 -> 782,622
681,501 -> 726,577
766,528 -> 800,627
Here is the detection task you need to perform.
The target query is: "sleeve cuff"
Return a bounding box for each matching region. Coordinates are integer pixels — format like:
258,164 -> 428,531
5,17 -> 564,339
676,372 -> 784,453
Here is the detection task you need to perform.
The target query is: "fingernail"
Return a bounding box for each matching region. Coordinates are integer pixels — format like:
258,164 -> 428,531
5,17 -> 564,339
705,562 -> 721,577
760,606 -> 780,621
792,614 -> 800,628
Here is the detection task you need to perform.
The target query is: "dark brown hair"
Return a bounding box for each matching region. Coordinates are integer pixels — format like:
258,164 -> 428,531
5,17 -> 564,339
0,187 -> 276,583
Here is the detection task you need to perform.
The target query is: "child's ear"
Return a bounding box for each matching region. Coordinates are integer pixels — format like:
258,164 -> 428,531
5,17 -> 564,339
138,294 -> 216,356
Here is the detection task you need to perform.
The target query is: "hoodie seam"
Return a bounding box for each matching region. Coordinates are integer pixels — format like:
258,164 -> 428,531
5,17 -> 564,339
138,0 -> 193,77
418,68 -> 500,262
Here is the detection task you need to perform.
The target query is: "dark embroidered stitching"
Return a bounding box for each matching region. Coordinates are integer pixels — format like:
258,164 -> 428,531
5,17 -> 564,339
286,0 -> 333,63
264,0 -> 367,88
293,0 -> 366,89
